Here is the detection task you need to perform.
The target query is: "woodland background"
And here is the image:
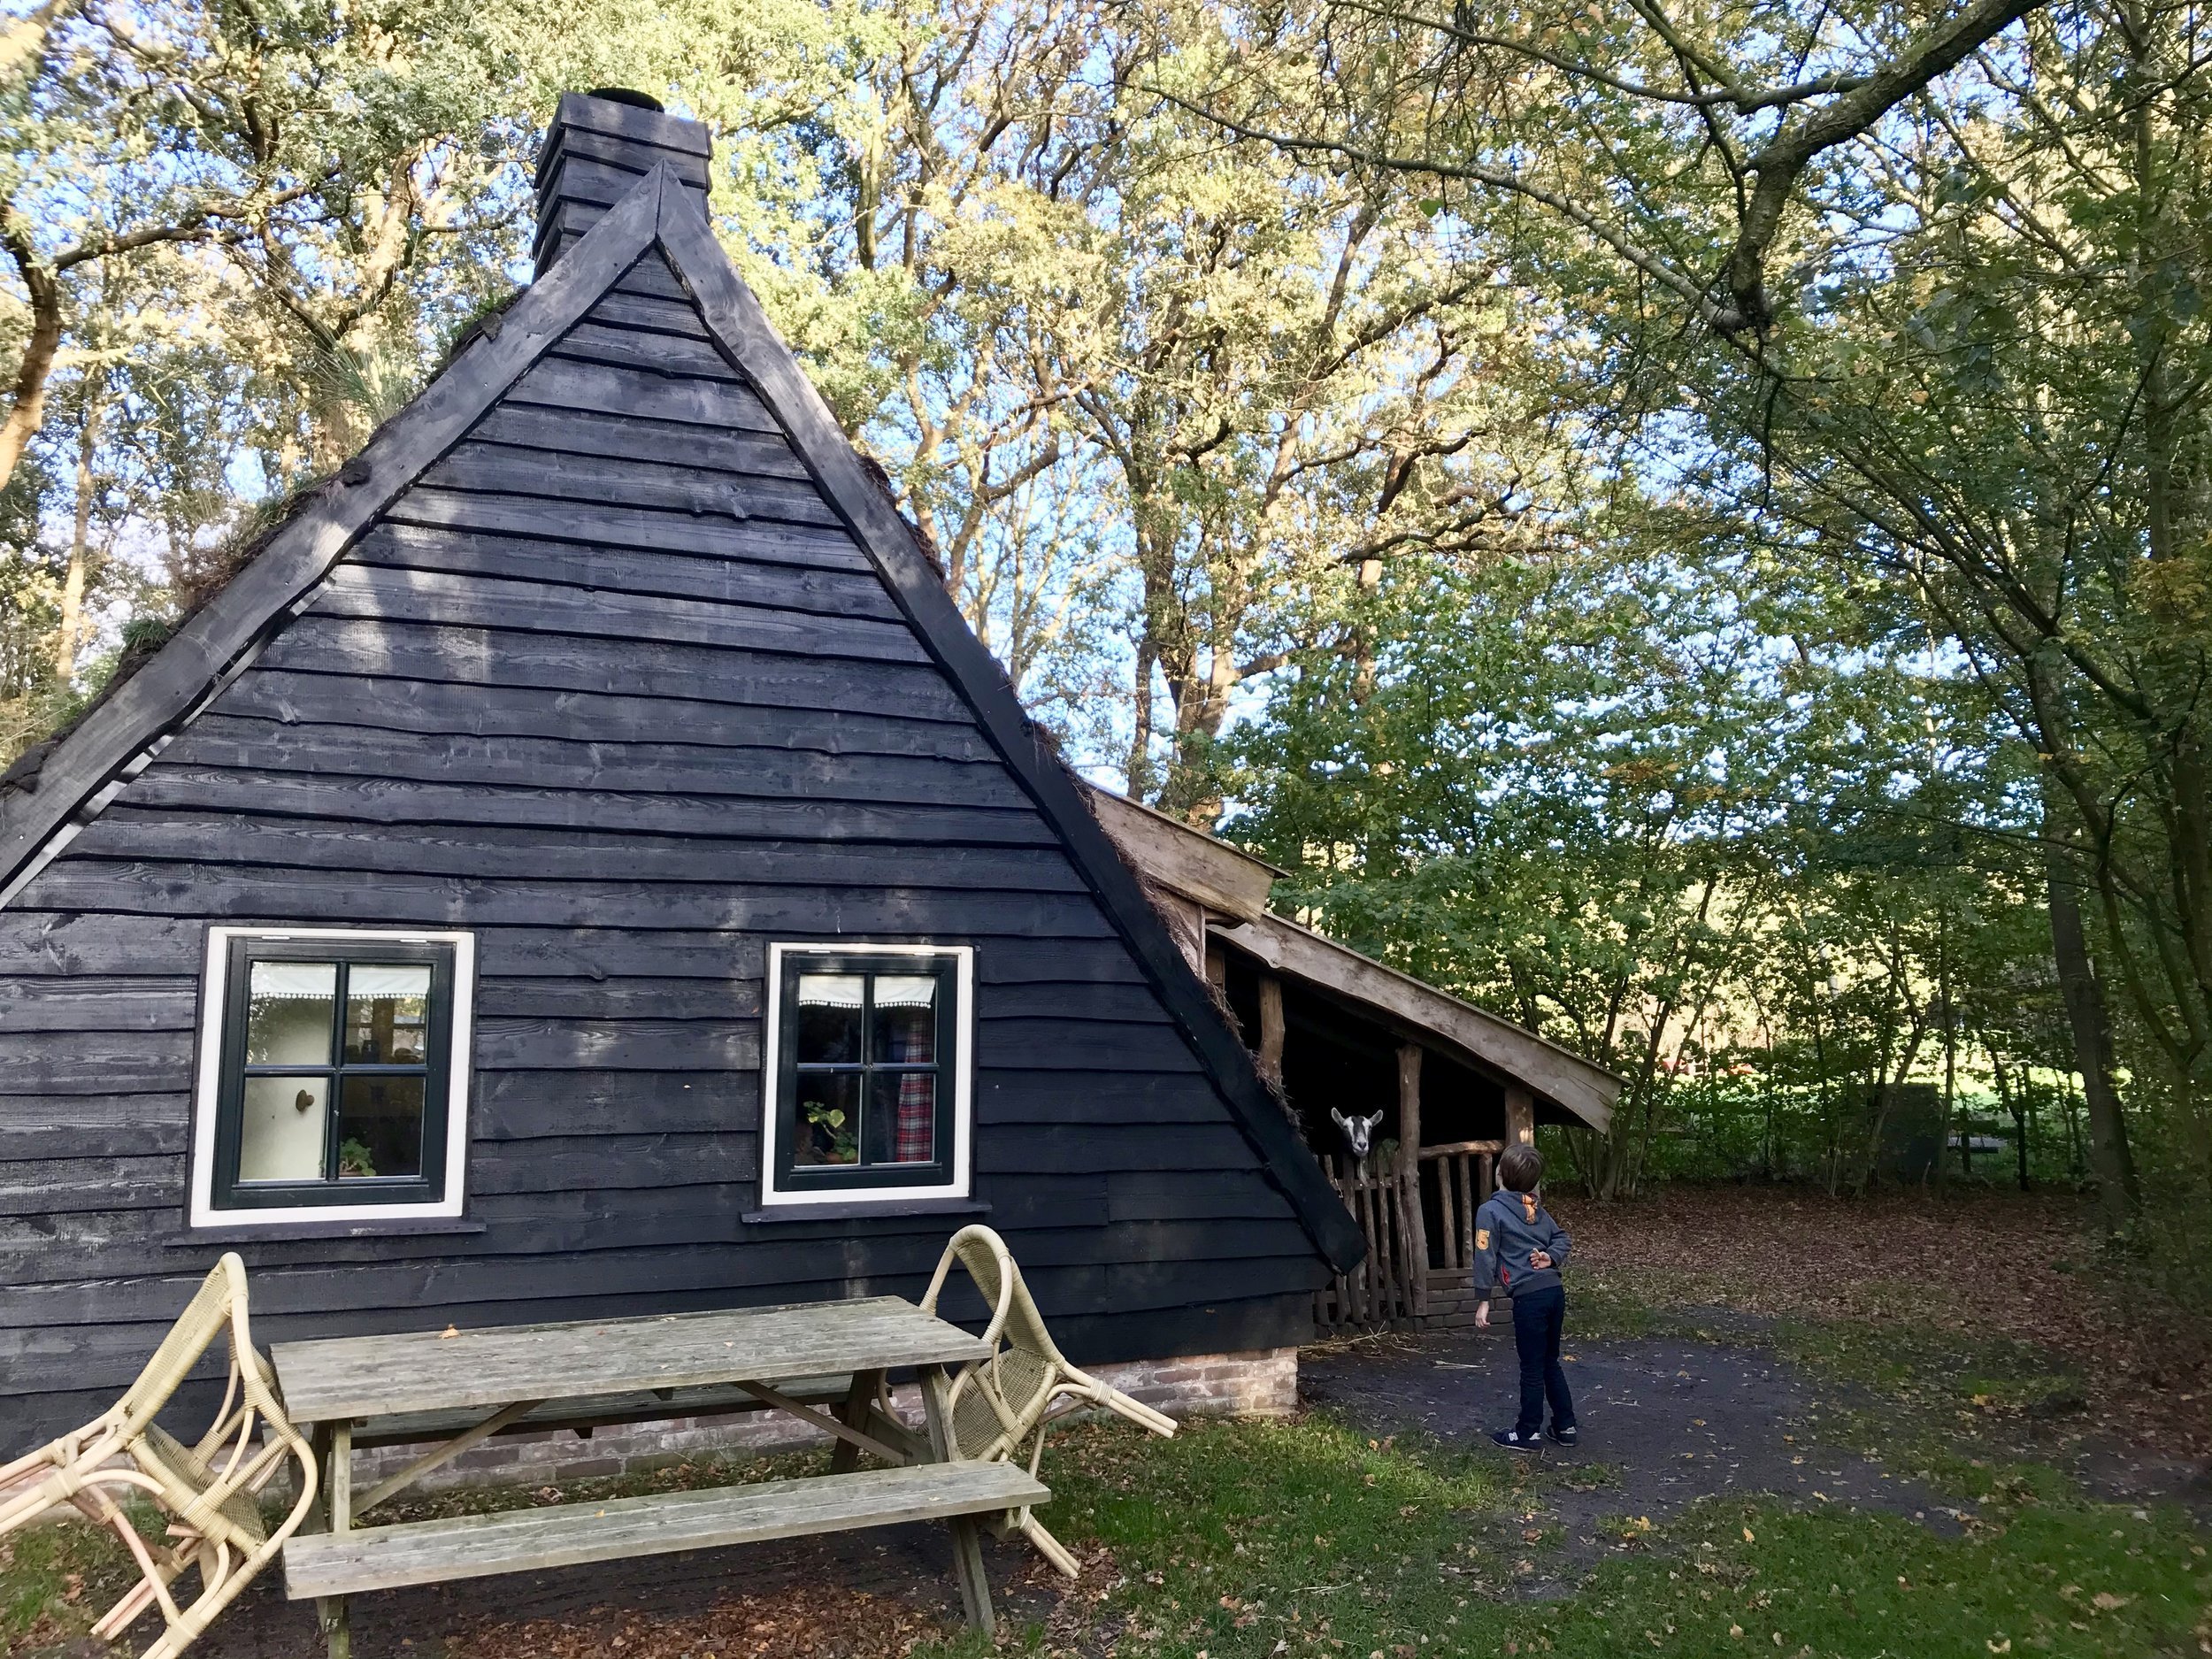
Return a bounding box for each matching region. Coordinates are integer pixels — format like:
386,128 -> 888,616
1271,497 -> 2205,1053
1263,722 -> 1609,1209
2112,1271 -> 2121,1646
4,0 -> 2209,1267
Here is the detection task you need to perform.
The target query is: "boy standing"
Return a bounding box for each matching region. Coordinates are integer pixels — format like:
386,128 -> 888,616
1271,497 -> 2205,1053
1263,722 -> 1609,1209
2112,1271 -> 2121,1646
1471,1144 -> 1577,1451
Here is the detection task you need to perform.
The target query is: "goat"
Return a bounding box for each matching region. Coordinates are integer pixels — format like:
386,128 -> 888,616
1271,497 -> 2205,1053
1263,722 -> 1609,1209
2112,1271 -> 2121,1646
1331,1108 -> 1385,1166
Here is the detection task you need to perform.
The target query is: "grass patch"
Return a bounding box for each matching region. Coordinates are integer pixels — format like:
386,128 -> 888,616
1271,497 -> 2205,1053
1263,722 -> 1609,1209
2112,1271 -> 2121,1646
0,1501 -> 160,1649
1011,1413 -> 1518,1655
1512,1493 -> 2209,1658
1023,1417 -> 2209,1659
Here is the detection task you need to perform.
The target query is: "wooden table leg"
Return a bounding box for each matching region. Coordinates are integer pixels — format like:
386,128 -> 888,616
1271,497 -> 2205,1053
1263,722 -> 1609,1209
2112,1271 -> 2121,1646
919,1364 -> 993,1633
317,1423 -> 352,1659
830,1370 -> 886,1473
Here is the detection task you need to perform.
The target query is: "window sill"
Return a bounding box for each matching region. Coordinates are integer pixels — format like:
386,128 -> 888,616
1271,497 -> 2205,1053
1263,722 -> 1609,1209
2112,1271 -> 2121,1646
741,1197 -> 989,1225
165,1218 -> 488,1247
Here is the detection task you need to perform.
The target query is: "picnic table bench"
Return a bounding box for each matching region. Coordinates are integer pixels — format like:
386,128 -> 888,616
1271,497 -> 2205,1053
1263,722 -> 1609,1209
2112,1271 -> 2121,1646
272,1297 -> 1046,1657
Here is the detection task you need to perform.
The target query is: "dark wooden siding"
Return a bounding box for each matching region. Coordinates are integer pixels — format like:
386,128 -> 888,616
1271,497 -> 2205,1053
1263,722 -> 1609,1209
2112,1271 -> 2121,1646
0,254 -> 1323,1452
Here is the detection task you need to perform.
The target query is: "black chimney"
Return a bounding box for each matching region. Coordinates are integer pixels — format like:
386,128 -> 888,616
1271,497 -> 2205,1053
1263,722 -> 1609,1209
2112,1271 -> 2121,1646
534,89 -> 711,276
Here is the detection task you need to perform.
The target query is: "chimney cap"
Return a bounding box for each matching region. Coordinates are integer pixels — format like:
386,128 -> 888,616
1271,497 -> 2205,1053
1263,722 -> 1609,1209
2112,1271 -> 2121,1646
585,88 -> 665,112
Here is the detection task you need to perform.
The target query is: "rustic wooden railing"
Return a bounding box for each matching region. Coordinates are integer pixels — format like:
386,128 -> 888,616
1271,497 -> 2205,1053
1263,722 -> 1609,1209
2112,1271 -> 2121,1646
1316,1139 -> 1506,1333
1313,1154 -> 1421,1331
1417,1139 -> 1503,1274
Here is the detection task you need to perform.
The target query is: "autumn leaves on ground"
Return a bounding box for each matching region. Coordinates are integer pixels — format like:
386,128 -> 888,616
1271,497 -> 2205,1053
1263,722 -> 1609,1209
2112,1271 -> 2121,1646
6,1187 -> 2208,1659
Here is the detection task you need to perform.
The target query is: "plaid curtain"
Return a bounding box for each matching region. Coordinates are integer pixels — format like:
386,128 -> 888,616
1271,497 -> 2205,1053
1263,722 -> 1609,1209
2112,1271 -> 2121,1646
885,1015 -> 935,1163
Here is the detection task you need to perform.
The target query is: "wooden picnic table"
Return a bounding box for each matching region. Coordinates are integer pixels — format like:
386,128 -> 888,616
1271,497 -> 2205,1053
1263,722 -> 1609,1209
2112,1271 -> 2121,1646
272,1297 -> 1048,1657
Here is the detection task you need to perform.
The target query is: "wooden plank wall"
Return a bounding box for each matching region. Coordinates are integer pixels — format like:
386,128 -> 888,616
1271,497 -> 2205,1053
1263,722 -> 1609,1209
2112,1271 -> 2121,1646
0,253 -> 1327,1453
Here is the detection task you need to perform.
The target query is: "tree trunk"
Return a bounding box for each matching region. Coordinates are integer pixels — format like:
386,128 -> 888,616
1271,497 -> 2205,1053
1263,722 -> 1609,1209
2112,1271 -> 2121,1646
56,373 -> 99,681
0,241 -> 59,500
2045,820 -> 2137,1228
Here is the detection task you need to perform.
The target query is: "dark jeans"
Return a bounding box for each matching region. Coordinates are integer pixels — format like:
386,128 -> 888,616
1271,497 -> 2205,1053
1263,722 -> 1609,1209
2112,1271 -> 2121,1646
1511,1285 -> 1575,1437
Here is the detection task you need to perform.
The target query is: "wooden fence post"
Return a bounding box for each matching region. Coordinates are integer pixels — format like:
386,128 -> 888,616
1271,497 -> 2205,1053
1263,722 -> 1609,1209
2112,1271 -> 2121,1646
1505,1083 -> 1535,1148
1398,1041 -> 1425,1317
1256,973 -> 1286,1090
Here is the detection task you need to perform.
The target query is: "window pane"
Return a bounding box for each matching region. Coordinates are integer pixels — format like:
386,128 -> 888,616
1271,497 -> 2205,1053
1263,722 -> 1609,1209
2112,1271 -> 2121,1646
794,1071 -> 861,1165
867,1071 -> 937,1164
238,1075 -> 328,1182
337,1075 -> 425,1179
795,974 -> 863,1064
247,962 -> 336,1064
344,964 -> 432,1064
872,975 -> 937,1064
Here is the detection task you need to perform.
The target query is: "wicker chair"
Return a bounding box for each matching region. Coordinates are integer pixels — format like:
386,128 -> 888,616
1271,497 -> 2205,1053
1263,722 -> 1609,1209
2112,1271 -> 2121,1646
0,1252 -> 318,1658
921,1224 -> 1176,1576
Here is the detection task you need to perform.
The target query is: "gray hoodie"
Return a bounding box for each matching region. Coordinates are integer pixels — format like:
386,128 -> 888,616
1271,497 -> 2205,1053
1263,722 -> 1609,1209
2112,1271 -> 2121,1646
1471,1187 -> 1571,1300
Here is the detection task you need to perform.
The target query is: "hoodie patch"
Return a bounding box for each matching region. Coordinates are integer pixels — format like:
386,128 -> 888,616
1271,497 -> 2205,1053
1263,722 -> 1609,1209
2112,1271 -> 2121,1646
1475,1227 -> 1490,1251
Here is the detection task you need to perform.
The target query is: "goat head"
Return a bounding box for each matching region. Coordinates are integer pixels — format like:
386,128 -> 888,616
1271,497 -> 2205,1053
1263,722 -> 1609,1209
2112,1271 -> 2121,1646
1331,1108 -> 1386,1162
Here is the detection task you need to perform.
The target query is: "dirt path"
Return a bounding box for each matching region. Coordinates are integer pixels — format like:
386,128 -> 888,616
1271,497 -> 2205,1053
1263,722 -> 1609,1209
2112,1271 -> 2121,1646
1302,1322 -> 1965,1598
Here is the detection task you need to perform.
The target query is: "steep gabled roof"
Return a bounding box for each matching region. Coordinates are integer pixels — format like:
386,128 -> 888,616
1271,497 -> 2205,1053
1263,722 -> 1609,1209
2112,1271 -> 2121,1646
0,163 -> 1365,1272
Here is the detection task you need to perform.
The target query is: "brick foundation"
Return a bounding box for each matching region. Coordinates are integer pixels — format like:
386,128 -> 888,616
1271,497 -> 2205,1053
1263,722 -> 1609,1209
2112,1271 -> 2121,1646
339,1346 -> 1298,1494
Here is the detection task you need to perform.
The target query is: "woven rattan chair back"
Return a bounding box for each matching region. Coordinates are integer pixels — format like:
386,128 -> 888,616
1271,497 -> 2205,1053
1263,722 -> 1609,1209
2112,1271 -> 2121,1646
0,1252 -> 318,1658
922,1225 -> 1176,1575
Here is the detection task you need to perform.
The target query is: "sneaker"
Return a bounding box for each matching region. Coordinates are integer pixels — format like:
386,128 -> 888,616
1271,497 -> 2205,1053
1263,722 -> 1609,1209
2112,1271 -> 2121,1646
1491,1427 -> 1543,1454
1547,1424 -> 1578,1448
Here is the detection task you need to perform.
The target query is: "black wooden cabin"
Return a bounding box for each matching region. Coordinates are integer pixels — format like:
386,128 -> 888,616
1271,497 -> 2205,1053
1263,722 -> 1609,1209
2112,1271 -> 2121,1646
0,92 -> 1362,1457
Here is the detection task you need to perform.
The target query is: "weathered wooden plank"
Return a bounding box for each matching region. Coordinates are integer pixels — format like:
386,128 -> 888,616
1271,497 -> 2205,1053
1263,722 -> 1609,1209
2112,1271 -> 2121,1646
548,320 -> 741,380
470,1017 -> 760,1071
381,490 -> 864,572
0,977 -> 196,1033
467,404 -> 805,478
158,717 -> 1032,808
504,356 -> 780,430
469,1133 -> 756,1194
0,1156 -> 181,1214
972,1017 -> 1197,1072
0,1109 -> 190,1162
75,813 -> 1087,895
257,618 -> 974,723
610,253 -> 692,303
1104,1168 -> 1306,1222
1088,787 -> 1280,923
580,288 -> 714,341
473,977 -> 763,1022
348,525 -> 902,622
349,1375 -> 849,1449
473,1070 -> 757,1139
420,442 -> 841,528
0,1029 -> 194,1094
282,1461 -> 1048,1598
272,1297 -> 988,1423
310,565 -> 926,663
117,771 -> 1052,850
214,668 -> 983,757
974,1123 -> 1259,1175
16,861 -> 1120,937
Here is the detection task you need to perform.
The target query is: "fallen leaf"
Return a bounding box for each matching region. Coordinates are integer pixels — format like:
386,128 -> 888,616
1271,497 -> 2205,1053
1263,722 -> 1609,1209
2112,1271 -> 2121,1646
439,1325 -> 459,1340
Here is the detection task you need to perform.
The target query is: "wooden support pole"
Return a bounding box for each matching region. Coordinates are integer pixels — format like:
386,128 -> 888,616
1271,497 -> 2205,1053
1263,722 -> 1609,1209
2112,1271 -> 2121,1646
920,1365 -> 995,1634
1204,938 -> 1227,995
1397,1041 -> 1425,1317
1256,974 -> 1286,1090
319,1423 -> 352,1659
1505,1083 -> 1536,1147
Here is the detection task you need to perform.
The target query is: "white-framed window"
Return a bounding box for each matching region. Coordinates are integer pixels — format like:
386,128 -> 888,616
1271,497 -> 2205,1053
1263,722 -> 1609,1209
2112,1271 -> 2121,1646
758,942 -> 973,1208
188,927 -> 476,1228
